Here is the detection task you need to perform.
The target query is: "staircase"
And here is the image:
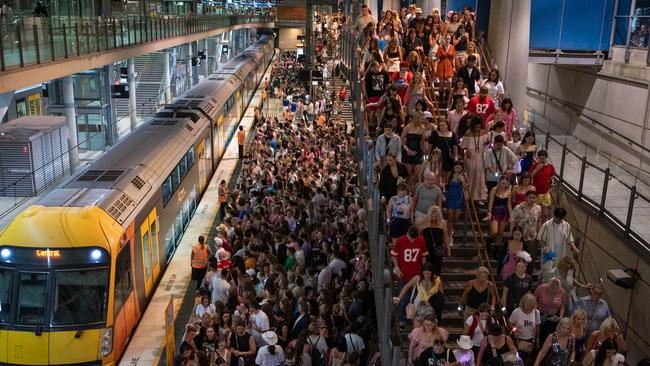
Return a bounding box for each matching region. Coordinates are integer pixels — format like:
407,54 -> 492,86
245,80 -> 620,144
114,52 -> 168,126
395,204 -> 497,356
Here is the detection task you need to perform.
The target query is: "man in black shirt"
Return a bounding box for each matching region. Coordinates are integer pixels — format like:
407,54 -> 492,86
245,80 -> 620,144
456,54 -> 481,97
363,61 -> 390,129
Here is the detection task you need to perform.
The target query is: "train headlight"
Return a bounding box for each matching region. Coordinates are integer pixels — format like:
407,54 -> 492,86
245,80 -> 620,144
98,327 -> 113,358
90,249 -> 102,261
0,248 -> 10,259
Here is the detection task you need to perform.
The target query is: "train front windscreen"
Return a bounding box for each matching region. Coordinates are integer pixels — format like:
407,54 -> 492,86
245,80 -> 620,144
0,246 -> 110,329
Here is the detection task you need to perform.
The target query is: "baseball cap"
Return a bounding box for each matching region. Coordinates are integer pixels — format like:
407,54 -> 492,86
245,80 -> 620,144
415,7 -> 422,13
480,86 -> 489,95
423,111 -> 433,119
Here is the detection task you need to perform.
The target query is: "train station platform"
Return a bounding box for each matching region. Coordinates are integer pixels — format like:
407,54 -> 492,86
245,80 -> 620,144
118,52 -> 276,366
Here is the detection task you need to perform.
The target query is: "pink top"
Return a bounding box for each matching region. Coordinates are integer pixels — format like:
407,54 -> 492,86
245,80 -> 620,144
534,283 -> 566,316
408,327 -> 450,360
447,109 -> 467,135
502,109 -> 518,137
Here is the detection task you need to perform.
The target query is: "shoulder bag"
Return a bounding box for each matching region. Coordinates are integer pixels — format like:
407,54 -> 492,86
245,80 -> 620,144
405,285 -> 417,320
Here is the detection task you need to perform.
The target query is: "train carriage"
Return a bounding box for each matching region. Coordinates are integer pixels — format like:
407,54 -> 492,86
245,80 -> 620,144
0,36 -> 274,366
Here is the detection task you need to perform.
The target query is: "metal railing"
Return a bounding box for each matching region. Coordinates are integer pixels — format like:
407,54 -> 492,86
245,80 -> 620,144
0,14 -> 273,71
525,105 -> 650,255
339,25 -> 401,366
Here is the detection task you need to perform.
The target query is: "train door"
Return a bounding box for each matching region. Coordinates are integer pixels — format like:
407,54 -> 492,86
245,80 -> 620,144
197,142 -> 207,193
140,208 -> 160,296
112,240 -> 136,359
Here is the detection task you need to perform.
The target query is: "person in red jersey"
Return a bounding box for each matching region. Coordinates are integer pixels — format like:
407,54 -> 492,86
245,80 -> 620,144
467,86 -> 496,128
391,225 -> 428,329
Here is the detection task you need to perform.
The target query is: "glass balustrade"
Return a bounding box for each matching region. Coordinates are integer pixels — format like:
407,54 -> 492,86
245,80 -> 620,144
0,14 -> 273,70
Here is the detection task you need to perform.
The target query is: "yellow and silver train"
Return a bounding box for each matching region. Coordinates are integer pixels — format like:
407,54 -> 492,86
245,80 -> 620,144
0,36 -> 274,365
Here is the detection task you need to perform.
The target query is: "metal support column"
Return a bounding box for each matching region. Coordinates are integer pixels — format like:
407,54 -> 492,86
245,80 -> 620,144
305,0 -> 314,67
128,58 -> 137,131
228,30 -> 233,60
191,41 -> 199,86
203,38 -> 209,79
163,50 -> 172,104
63,76 -> 79,172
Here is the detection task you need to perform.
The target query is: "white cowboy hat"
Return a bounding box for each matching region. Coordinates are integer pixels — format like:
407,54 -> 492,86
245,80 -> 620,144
457,335 -> 472,350
262,331 -> 278,346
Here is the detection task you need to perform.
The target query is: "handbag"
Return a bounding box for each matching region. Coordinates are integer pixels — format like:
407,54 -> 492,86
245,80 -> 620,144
405,285 -> 417,320
425,228 -> 446,258
516,339 -> 534,353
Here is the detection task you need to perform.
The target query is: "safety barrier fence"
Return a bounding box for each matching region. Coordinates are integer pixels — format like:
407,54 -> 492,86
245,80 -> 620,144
0,14 -> 273,71
526,106 -> 650,253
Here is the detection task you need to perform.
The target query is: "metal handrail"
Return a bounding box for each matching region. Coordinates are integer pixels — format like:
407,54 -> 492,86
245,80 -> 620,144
526,86 -> 650,155
526,110 -> 650,256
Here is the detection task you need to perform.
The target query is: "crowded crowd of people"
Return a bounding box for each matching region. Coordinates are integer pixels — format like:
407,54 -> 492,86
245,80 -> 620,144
354,3 -> 636,366
165,3 -> 646,366
174,19 -> 384,365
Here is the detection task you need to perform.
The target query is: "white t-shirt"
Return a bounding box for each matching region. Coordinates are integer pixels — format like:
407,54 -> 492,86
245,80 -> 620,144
509,308 -> 541,341
209,276 -> 230,304
345,333 -> 365,353
465,316 -> 487,347
255,345 -> 285,366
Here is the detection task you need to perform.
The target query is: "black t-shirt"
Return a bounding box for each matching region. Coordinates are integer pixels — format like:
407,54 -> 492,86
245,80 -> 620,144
365,70 -> 391,98
415,347 -> 456,366
196,335 -> 218,353
504,273 -> 534,309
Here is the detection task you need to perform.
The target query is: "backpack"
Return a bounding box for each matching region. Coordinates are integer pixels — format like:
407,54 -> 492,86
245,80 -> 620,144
309,336 -> 326,366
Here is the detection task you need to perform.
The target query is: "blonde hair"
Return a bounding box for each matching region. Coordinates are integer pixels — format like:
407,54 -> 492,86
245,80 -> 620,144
572,308 -> 587,323
600,318 -> 621,335
556,317 -> 572,331
427,205 -> 443,224
477,266 -> 490,276
519,293 -> 537,311
557,256 -> 574,271
548,277 -> 561,291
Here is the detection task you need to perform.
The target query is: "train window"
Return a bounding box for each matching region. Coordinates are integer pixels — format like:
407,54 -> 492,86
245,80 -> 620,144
174,212 -> 183,243
162,176 -> 173,205
0,268 -> 13,323
179,155 -> 188,179
165,228 -> 175,263
17,272 -> 47,325
186,149 -> 195,168
113,244 -> 132,316
171,166 -> 180,191
142,231 -> 151,281
53,269 -> 108,325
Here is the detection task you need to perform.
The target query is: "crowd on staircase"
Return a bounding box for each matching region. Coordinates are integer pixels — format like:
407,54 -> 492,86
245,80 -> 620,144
354,3 -> 636,366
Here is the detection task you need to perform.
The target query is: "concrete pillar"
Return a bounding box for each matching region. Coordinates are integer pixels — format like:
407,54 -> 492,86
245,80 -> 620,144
422,0 -> 441,17
127,58 -> 137,131
368,0 -> 378,20
63,76 -> 79,172
488,0 -> 530,113
163,50 -> 172,104
215,34 -> 223,71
